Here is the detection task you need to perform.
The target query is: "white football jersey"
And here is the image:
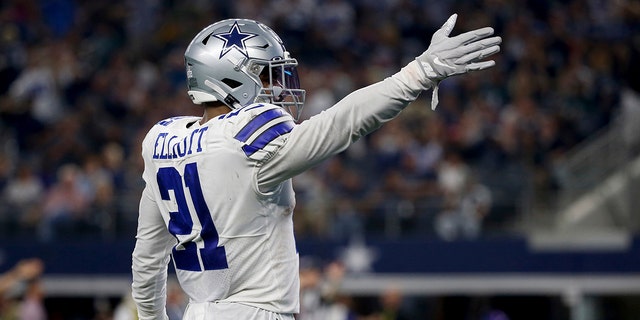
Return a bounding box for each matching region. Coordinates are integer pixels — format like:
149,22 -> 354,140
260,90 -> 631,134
132,60 -> 432,319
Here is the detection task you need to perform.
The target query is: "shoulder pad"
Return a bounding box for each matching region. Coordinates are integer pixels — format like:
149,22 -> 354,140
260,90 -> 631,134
230,103 -> 295,160
142,116 -> 201,152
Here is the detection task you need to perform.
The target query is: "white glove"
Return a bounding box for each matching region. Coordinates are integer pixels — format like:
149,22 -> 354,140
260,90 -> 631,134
417,14 -> 502,109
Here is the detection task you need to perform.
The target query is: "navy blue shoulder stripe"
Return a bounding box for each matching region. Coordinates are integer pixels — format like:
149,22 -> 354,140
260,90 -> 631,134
243,103 -> 265,111
234,108 -> 285,142
241,120 -> 294,156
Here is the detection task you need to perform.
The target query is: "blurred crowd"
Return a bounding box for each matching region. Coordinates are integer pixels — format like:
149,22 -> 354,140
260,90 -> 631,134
0,257 -> 510,320
0,0 -> 639,242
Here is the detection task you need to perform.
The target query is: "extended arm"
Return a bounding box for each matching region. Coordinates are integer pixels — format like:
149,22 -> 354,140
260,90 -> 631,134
257,14 -> 501,190
257,60 -> 429,190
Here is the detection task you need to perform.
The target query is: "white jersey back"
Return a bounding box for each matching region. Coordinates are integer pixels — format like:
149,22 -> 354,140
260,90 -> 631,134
134,60 -> 430,319
140,103 -> 299,313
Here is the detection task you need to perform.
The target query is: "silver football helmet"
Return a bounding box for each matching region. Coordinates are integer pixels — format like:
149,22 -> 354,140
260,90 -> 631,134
185,19 -> 305,120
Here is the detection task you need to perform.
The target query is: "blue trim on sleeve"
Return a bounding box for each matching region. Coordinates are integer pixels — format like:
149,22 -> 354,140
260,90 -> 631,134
234,108 -> 284,142
241,120 -> 294,156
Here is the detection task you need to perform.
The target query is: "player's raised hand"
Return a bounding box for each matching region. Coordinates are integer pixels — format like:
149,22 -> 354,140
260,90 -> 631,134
418,13 -> 501,80
416,14 -> 502,109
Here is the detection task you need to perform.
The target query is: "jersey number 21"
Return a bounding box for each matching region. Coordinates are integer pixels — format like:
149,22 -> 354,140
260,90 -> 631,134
157,162 -> 229,271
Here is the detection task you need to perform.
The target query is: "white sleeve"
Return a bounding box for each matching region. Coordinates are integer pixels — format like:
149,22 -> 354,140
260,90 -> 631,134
257,60 -> 432,190
131,185 -> 174,320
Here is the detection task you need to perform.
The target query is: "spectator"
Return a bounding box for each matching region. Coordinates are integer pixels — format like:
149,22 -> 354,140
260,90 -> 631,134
0,258 -> 45,319
113,290 -> 138,320
38,163 -> 90,240
18,275 -> 46,320
377,287 -> 413,320
298,259 -> 354,320
435,173 -> 493,241
1,163 -> 44,235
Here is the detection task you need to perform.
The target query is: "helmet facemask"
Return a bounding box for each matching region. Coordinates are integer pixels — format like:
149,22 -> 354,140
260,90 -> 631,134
254,56 -> 305,121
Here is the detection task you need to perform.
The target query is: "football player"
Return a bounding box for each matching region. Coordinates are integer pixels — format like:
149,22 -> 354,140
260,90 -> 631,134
132,15 -> 500,320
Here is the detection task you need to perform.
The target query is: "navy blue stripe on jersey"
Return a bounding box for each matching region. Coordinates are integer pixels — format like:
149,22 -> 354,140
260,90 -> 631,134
234,108 -> 285,142
241,120 -> 294,156
244,103 -> 264,111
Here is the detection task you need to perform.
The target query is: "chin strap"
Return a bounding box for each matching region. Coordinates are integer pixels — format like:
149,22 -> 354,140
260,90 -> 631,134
204,80 -> 242,109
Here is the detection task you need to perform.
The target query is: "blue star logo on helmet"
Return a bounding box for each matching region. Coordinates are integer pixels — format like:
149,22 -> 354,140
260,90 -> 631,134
214,21 -> 257,59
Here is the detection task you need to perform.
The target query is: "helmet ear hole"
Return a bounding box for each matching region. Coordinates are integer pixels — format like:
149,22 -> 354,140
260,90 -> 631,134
221,78 -> 242,89
201,32 -> 214,45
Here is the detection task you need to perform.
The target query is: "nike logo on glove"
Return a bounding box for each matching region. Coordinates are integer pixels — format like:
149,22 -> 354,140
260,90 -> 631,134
432,57 -> 450,68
